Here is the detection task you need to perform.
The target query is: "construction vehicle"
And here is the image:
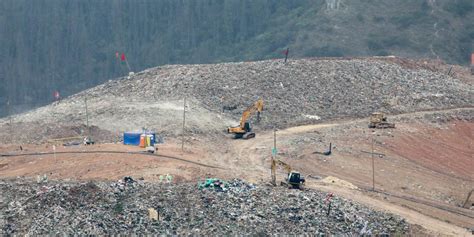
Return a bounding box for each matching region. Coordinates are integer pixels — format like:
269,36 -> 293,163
227,98 -> 263,139
368,112 -> 395,129
271,159 -> 305,189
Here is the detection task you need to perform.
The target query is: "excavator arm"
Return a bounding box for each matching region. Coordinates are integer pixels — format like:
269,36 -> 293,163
240,98 -> 263,127
271,158 -> 305,189
227,98 -> 263,136
271,159 -> 292,185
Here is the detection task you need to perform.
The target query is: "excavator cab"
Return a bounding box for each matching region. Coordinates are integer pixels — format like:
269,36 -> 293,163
232,122 -> 254,139
271,159 -> 305,190
286,171 -> 305,189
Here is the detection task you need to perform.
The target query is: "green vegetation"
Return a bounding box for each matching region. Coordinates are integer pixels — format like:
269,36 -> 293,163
443,0 -> 473,17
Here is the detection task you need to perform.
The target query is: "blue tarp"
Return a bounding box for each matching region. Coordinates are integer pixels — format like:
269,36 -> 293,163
123,132 -> 156,146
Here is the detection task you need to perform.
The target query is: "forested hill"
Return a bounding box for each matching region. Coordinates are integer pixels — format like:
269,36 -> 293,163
1,0 -> 473,117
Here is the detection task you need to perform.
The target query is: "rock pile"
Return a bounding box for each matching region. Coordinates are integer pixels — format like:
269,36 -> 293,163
0,178 -> 409,235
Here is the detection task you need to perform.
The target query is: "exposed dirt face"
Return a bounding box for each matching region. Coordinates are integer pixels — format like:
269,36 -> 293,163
386,121 -> 473,180
0,142 -> 230,182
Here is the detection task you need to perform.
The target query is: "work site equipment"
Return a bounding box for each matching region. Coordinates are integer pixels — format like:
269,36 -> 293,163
271,159 -> 305,189
368,112 -> 395,129
227,98 -> 263,139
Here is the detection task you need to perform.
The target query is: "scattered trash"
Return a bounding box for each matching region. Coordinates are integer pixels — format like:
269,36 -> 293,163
148,208 -> 159,221
198,178 -> 228,192
36,174 -> 48,184
83,136 -> 95,145
63,141 -> 81,146
159,174 -> 173,183
0,178 -> 408,235
123,176 -> 135,184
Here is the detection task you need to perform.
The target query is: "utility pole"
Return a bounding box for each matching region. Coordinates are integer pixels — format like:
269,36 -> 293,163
371,75 -> 376,191
271,127 -> 277,186
7,99 -> 12,143
372,131 -> 375,191
85,97 -> 90,136
181,95 -> 186,151
274,129 -> 276,153
272,128 -> 277,159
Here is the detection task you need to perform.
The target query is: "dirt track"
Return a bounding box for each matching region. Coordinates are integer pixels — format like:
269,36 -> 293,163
1,108 -> 473,235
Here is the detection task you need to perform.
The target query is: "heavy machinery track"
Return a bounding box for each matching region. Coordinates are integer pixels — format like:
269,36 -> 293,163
0,150 -> 224,169
361,187 -> 474,219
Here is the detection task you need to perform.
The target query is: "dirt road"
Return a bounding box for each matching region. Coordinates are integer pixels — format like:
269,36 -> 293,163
1,108 -> 473,235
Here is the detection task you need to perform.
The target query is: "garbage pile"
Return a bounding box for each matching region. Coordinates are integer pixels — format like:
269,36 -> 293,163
1,57 -> 472,143
198,178 -> 228,191
0,178 -> 409,235
198,178 -> 256,192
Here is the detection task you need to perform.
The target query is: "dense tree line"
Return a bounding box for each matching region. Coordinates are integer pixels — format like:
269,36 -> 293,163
0,0 -> 472,117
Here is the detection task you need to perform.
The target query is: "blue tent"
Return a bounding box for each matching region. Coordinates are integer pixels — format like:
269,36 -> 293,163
123,132 -> 156,146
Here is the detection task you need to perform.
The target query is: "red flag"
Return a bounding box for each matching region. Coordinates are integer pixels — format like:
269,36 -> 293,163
53,91 -> 60,101
471,53 -> 474,65
282,49 -> 288,56
121,53 -> 126,61
115,52 -> 119,59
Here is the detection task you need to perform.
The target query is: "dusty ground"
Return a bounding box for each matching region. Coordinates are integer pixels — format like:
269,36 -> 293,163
1,109 -> 473,236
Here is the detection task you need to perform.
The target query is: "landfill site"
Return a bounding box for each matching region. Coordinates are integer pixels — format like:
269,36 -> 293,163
0,57 -> 473,235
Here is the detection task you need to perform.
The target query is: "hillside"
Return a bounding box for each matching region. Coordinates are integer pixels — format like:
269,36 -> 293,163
0,57 -> 472,143
1,57 -> 473,236
1,0 -> 473,117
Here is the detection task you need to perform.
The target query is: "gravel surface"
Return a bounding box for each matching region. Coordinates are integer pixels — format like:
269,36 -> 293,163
0,178 -> 409,235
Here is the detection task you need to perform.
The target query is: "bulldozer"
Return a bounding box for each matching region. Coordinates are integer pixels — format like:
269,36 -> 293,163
368,112 -> 395,129
271,159 -> 305,189
227,98 -> 263,139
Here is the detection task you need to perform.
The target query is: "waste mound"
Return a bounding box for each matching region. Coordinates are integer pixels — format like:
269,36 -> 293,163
1,178 -> 409,235
1,57 -> 472,143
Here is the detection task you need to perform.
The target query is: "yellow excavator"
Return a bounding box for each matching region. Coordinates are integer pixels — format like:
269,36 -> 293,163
227,98 -> 263,139
271,159 -> 305,189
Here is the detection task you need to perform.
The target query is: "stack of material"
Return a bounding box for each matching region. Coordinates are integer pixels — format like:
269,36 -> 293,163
1,178 -> 409,235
